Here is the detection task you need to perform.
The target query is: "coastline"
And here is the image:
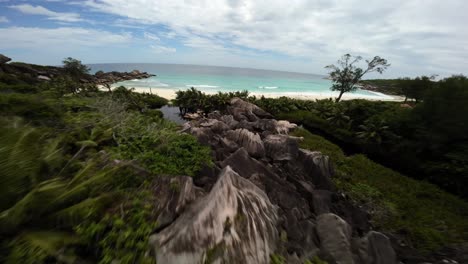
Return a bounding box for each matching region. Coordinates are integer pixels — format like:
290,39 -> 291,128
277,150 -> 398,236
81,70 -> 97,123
101,85 -> 404,102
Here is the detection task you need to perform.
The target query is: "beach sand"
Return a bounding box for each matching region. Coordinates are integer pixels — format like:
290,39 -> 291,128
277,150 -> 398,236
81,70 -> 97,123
101,86 -> 404,102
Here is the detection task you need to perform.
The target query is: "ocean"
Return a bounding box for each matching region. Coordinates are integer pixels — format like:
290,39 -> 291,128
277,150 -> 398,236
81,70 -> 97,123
88,63 -> 392,99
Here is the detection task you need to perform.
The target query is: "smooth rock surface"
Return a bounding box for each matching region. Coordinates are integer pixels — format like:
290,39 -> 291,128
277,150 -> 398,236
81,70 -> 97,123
226,128 -> 265,158
316,213 -> 354,264
150,166 -> 278,264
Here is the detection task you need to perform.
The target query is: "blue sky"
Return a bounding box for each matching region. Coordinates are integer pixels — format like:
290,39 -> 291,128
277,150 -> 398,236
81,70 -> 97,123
0,0 -> 467,78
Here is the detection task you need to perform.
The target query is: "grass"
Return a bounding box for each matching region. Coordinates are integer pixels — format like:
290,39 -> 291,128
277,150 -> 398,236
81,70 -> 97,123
291,128 -> 468,252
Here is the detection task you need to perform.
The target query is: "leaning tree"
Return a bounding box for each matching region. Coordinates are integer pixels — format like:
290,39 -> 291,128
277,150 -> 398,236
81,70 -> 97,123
325,54 -> 390,102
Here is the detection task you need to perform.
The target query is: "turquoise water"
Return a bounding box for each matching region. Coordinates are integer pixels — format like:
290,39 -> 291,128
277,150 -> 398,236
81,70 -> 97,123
89,63 -> 391,99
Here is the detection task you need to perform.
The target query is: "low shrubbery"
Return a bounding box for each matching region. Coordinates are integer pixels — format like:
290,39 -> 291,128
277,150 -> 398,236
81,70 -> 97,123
292,128 -> 468,252
174,87 -> 249,114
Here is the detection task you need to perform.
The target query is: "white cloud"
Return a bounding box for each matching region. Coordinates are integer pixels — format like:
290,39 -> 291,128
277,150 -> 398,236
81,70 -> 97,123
0,27 -> 131,49
144,32 -> 161,41
151,44 -> 176,54
78,0 -> 468,77
9,4 -> 82,22
0,16 -> 9,23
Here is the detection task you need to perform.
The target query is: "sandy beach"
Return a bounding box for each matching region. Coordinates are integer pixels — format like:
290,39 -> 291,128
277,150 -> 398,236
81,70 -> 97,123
101,85 -> 404,102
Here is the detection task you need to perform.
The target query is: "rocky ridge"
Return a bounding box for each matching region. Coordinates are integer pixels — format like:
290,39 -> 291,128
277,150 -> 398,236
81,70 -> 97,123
149,98 -> 397,264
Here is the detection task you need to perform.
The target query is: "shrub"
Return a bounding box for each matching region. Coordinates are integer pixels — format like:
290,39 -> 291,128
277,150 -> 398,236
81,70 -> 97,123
295,128 -> 468,252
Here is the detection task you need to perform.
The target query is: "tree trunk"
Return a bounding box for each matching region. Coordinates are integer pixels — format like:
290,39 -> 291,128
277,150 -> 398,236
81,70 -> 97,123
336,90 -> 345,102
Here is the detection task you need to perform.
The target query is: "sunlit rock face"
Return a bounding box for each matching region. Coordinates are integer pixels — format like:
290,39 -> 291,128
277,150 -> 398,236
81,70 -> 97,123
150,166 -> 278,264
226,128 -> 265,158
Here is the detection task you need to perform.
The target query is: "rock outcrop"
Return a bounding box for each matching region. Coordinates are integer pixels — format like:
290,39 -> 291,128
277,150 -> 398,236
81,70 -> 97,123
92,69 -> 154,87
150,166 -> 278,264
148,98 -> 398,264
0,54 -> 153,85
0,54 -> 11,64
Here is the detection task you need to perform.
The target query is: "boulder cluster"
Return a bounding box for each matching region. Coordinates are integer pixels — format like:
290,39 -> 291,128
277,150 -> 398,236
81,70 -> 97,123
149,98 -> 397,264
92,69 -> 154,86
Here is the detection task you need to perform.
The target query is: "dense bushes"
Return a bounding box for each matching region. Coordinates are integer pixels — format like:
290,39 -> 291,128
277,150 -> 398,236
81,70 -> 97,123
112,86 -> 168,111
174,87 -> 249,114
293,128 -> 468,252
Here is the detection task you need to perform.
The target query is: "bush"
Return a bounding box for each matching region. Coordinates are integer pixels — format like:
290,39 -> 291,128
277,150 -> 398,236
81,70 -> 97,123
295,128 -> 468,252
112,86 -> 168,111
173,88 -> 248,114
0,93 -> 63,125
112,114 -> 212,176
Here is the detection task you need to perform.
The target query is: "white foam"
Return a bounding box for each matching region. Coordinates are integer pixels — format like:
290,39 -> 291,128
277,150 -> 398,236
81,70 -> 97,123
185,84 -> 219,88
258,86 -> 279,89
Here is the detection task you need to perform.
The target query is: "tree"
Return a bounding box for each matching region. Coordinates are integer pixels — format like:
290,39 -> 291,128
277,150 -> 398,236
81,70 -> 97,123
401,75 -> 436,103
325,54 -> 390,102
62,57 -> 90,79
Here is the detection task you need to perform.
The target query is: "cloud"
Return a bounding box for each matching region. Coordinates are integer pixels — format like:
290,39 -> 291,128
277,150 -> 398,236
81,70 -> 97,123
144,32 -> 161,41
9,4 -> 82,22
77,0 -> 468,77
0,16 -> 9,23
0,27 -> 131,49
151,44 -> 176,54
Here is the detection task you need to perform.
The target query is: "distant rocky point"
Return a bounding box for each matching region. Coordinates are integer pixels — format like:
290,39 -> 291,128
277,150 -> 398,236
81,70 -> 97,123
0,54 -> 154,86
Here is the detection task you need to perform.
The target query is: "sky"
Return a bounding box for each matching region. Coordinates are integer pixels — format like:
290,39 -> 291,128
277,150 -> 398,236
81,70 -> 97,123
0,0 -> 467,78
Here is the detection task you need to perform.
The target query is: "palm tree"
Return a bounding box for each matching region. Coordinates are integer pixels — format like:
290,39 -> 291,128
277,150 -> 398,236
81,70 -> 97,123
355,120 -> 390,144
326,107 -> 352,129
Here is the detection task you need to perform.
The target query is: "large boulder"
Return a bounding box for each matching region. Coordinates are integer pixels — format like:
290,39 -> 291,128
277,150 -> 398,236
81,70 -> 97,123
0,54 -> 11,64
298,149 -> 335,190
316,213 -> 354,264
226,128 -> 265,158
227,97 -> 273,121
150,166 -> 279,264
264,134 -> 301,161
153,176 -> 204,230
355,231 -> 397,264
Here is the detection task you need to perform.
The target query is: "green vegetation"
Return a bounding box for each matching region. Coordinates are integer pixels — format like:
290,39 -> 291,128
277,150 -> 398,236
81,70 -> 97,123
292,128 -> 468,252
172,80 -> 468,198
62,57 -> 91,79
174,87 -> 249,115
325,54 -> 390,102
254,77 -> 468,198
0,59 -> 212,263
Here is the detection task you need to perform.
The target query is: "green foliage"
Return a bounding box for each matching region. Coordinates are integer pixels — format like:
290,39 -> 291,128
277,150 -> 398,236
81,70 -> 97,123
295,129 -> 468,252
174,87 -> 249,114
399,75 -> 435,102
75,190 -> 157,264
113,114 -> 212,176
62,57 -> 90,79
5,231 -> 80,264
325,54 -> 390,101
0,118 -> 64,211
291,128 -> 345,162
112,86 -> 168,111
0,93 -> 63,125
270,253 -> 285,264
0,62 -> 213,263
305,256 -> 328,264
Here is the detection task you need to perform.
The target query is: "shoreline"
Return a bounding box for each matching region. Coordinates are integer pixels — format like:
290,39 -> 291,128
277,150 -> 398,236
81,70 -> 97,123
101,85 -> 404,102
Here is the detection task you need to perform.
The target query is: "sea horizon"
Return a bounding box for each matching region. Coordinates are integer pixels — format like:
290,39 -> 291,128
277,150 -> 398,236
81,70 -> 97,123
89,63 -> 395,100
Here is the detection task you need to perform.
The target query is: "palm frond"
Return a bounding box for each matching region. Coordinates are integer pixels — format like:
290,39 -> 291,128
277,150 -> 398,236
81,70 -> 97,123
5,231 -> 80,264
49,193 -> 120,228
